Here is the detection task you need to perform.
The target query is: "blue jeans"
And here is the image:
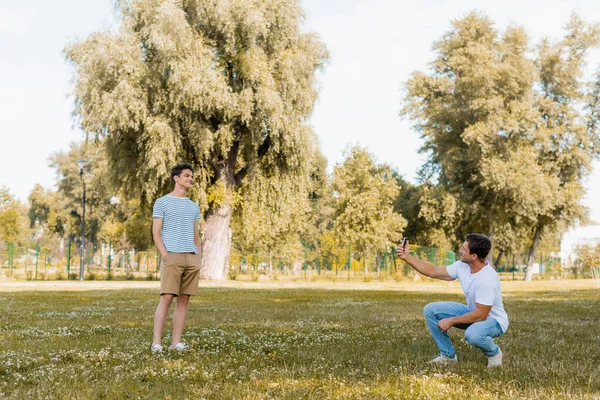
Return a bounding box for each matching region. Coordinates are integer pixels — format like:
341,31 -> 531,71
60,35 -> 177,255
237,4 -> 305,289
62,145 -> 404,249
424,301 -> 503,358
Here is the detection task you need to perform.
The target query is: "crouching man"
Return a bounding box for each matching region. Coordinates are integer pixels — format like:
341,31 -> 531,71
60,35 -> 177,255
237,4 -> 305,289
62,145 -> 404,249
397,234 -> 508,367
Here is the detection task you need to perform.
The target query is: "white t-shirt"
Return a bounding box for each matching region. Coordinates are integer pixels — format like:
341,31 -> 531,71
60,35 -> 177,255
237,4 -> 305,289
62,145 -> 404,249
446,261 -> 509,332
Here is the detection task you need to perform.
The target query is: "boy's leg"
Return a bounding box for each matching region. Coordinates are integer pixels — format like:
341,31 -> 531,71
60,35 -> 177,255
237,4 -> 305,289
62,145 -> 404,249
172,295 -> 190,346
423,302 -> 471,358
153,294 -> 174,345
170,253 -> 201,346
463,317 -> 503,356
153,252 -> 183,346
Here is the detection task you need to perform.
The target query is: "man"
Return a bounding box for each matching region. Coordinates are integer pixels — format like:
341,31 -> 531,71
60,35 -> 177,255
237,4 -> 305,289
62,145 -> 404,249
151,163 -> 202,353
397,234 -> 508,367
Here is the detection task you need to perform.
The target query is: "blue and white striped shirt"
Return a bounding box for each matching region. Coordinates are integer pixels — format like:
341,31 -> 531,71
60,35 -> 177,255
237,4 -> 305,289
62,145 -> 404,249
152,195 -> 201,253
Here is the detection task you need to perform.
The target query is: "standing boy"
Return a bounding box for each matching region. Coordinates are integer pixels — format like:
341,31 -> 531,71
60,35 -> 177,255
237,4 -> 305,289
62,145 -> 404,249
151,163 -> 202,353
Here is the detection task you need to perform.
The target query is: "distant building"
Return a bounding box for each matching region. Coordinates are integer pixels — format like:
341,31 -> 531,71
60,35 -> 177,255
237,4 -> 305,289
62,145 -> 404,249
560,225 -> 600,269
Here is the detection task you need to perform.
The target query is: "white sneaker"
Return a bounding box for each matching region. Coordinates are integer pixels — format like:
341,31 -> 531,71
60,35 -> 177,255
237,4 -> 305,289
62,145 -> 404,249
487,348 -> 503,368
151,344 -> 163,354
429,354 -> 458,364
170,342 -> 188,351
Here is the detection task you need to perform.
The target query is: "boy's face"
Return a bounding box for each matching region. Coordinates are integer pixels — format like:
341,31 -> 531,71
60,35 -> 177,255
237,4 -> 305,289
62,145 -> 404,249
175,169 -> 193,189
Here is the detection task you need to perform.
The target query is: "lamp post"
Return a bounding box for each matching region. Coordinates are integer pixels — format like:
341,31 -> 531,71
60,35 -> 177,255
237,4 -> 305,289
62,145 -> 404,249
77,159 -> 88,282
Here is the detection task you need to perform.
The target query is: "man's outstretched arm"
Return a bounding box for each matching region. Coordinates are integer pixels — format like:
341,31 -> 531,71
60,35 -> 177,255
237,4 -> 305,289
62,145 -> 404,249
396,240 -> 454,281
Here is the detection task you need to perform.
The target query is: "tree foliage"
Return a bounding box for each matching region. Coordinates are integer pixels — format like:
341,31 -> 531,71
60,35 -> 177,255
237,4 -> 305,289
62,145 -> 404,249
66,0 -> 328,279
0,187 -> 29,245
402,12 -> 600,277
332,146 -> 406,267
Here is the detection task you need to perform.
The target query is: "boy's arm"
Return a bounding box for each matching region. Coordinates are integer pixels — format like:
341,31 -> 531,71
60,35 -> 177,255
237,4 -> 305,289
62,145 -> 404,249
194,222 -> 202,254
152,218 -> 167,258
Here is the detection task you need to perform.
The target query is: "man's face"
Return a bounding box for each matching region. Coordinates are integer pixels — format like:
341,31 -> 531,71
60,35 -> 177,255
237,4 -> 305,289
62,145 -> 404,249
175,169 -> 193,189
459,241 -> 476,263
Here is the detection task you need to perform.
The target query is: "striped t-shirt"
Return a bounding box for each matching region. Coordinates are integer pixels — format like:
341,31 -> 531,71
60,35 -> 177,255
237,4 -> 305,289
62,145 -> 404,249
152,195 -> 201,253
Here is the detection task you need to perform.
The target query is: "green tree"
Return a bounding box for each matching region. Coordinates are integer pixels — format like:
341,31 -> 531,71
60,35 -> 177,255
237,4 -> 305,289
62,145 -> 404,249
50,141 -> 155,257
28,184 -> 68,236
299,151 -> 334,271
402,12 -> 600,279
66,0 -> 328,279
332,146 -> 407,274
50,141 -> 116,246
232,167 -> 310,275
0,187 -> 29,246
573,243 -> 600,278
123,200 -> 154,252
393,174 -> 461,250
520,15 -> 600,280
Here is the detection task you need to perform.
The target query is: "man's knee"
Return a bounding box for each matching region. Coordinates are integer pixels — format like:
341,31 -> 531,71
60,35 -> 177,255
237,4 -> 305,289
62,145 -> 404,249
423,302 -> 443,318
464,327 -> 483,346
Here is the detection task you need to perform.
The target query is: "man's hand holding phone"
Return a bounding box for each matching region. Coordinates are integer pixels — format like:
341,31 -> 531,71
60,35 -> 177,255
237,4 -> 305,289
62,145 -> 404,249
396,237 -> 409,260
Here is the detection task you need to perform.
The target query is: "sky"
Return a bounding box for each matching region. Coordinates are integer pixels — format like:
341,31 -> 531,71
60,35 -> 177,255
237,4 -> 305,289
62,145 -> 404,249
1,0 -> 599,223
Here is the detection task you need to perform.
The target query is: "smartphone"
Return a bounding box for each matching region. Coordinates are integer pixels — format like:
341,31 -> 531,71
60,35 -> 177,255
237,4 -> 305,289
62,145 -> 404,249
401,237 -> 408,248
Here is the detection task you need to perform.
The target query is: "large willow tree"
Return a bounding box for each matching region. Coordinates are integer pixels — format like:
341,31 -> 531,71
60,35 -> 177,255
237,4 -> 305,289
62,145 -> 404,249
66,0 -> 328,279
403,13 -> 600,279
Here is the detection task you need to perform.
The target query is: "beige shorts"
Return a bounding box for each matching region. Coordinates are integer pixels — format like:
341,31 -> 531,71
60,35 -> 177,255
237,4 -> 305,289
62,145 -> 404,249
160,252 -> 201,296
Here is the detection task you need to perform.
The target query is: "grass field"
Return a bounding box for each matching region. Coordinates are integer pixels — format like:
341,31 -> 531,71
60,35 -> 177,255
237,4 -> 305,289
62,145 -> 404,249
0,280 -> 599,399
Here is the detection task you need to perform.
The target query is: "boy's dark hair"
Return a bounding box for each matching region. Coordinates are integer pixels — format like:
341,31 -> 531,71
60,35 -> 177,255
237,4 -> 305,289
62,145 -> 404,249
171,163 -> 194,184
465,233 -> 491,260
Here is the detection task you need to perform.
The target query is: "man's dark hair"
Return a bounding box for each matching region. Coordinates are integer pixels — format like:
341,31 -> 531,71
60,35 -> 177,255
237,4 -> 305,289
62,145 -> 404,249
171,163 -> 194,184
465,233 -> 491,260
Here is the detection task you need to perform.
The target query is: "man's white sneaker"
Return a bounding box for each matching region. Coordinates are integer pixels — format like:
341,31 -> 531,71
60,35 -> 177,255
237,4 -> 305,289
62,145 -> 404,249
429,354 -> 458,364
151,344 -> 163,354
487,349 -> 503,368
170,343 -> 189,351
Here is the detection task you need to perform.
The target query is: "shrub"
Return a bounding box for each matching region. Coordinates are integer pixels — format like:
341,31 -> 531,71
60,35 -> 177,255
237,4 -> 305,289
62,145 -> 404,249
228,266 -> 238,280
85,272 -> 97,280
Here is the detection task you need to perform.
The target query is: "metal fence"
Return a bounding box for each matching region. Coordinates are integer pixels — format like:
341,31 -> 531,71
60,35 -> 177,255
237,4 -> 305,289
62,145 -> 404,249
0,242 -> 161,280
3,240 -> 590,281
227,244 -> 456,281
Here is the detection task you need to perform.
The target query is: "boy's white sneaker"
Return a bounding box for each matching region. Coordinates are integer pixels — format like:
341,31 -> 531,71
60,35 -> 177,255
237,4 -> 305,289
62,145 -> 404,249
151,344 -> 163,354
170,343 -> 189,351
488,349 -> 503,368
429,354 -> 458,364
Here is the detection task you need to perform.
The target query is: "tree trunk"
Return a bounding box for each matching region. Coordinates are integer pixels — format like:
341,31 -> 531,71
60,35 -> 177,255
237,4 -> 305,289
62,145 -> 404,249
494,250 -> 503,271
292,259 -> 302,276
524,226 -> 542,282
487,222 -> 495,269
59,236 -> 65,259
363,257 -> 368,276
200,202 -> 234,280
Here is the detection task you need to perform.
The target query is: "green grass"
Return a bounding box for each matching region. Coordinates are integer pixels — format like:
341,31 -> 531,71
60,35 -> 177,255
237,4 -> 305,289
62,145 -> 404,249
0,283 -> 599,399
